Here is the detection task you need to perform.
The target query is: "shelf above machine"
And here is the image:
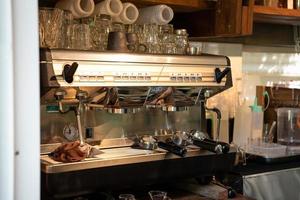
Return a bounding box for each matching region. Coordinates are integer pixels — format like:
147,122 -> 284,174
253,5 -> 300,25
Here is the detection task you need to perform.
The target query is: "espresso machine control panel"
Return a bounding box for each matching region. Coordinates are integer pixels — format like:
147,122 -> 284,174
40,49 -> 231,89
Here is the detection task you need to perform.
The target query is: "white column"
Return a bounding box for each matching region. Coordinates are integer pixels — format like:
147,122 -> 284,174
12,0 -> 40,200
0,0 -> 15,199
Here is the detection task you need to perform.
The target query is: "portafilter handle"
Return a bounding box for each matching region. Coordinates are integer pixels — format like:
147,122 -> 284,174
193,138 -> 230,154
157,141 -> 187,157
191,130 -> 230,154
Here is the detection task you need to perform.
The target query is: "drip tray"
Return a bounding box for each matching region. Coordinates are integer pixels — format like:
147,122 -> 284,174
94,148 -> 155,159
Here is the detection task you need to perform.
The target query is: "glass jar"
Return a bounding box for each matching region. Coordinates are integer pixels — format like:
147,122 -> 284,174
174,29 -> 189,55
158,24 -> 176,54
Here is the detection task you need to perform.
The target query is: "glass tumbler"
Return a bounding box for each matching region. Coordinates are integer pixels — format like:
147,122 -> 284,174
39,7 -> 64,48
126,24 -> 147,53
158,24 -> 176,54
83,14 -> 112,51
66,23 -> 91,50
148,191 -> 167,200
142,24 -> 160,54
112,22 -> 126,32
59,11 -> 74,48
174,29 -> 189,55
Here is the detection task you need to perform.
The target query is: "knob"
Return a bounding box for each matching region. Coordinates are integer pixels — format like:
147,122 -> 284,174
63,62 -> 78,83
215,67 -> 231,84
76,90 -> 88,101
54,89 -> 66,101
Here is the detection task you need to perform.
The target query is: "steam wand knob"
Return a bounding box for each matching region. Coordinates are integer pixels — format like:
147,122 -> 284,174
63,62 -> 78,83
54,90 -> 70,114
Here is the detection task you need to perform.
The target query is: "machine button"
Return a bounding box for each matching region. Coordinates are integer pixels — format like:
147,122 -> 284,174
137,76 -> 144,80
89,76 -> 97,81
190,77 -> 196,82
80,75 -> 89,81
97,76 -> 104,81
170,77 -> 176,81
184,77 -> 190,82
130,76 -> 137,80
176,77 -> 183,82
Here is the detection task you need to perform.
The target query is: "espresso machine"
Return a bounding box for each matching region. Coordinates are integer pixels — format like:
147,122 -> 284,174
40,49 -> 235,199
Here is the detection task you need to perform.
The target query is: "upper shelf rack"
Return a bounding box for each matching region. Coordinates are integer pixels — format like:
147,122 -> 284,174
39,0 -> 215,12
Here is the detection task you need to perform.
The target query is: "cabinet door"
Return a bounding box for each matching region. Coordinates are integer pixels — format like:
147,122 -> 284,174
173,0 -> 254,37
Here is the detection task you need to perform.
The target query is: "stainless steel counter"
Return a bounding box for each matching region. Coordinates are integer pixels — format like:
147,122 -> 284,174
41,146 -> 236,174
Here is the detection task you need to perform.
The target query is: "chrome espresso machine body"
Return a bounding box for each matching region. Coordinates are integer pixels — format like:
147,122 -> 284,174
40,49 -> 234,198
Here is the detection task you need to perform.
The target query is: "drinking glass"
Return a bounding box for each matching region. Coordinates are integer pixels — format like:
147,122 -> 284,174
158,24 -> 176,54
82,14 -> 112,51
142,24 -> 160,54
148,191 -> 167,200
174,29 -> 189,55
59,11 -> 74,48
126,24 -> 147,53
118,194 -> 136,200
39,7 -> 64,48
66,23 -> 91,50
112,22 -> 126,32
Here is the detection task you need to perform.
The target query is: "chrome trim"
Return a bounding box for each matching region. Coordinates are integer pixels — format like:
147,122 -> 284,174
243,167 -> 300,179
43,49 -> 230,66
161,105 -> 191,112
106,107 -> 141,114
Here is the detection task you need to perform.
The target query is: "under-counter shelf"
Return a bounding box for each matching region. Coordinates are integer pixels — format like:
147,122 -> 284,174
254,5 -> 300,25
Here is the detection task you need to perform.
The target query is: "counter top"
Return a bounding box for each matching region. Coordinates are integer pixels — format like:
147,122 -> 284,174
41,146 -> 236,173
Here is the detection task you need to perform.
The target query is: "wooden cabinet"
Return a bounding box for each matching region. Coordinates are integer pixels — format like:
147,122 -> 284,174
253,5 -> 300,25
172,0 -> 254,37
39,0 -> 300,39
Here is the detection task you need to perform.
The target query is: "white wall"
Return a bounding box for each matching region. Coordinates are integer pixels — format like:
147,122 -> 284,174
0,0 -> 40,199
0,1 -> 15,199
242,46 -> 300,103
13,0 -> 40,199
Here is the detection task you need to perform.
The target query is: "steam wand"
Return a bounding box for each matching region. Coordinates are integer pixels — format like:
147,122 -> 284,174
203,90 -> 222,141
75,91 -> 88,145
205,106 -> 221,142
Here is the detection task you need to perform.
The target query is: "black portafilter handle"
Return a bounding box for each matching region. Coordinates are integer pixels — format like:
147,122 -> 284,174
157,141 -> 187,157
193,138 -> 230,154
